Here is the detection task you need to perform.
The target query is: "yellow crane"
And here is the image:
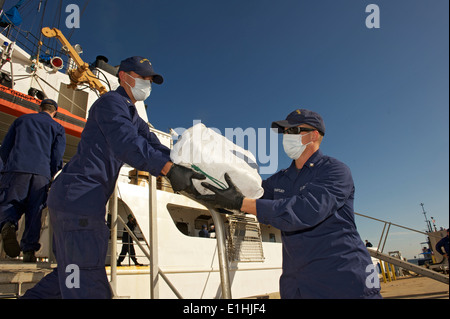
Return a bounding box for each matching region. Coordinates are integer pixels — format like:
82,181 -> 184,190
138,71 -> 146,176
41,27 -> 107,96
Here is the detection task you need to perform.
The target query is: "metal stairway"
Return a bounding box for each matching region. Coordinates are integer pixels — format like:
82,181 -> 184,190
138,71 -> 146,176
354,211 -> 449,285
368,249 -> 448,285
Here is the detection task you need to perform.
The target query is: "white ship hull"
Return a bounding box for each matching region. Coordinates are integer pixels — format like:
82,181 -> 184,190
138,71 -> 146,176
107,183 -> 282,299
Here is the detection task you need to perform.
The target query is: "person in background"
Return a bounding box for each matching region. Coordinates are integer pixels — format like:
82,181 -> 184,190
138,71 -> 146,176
198,109 -> 382,299
209,224 -> 216,238
0,99 -> 65,263
199,224 -> 210,238
435,228 -> 449,264
117,214 -> 143,266
21,56 -> 204,299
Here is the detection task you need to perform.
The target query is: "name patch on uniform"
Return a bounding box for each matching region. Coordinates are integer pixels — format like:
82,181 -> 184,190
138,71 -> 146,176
274,188 -> 285,193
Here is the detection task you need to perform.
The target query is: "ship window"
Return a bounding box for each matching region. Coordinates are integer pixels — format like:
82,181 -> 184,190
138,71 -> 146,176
269,233 -> 276,243
176,222 -> 189,236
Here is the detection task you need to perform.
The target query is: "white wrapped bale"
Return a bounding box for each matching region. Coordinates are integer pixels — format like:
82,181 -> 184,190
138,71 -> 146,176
170,123 -> 264,199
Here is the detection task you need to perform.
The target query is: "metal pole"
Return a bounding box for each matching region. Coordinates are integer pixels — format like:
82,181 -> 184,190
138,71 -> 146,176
384,261 -> 392,282
109,182 -> 118,295
149,176 -> 159,299
378,261 -> 387,283
355,212 -> 443,240
209,208 -> 232,299
368,249 -> 449,284
380,222 -> 391,253
46,208 -> 56,266
377,222 -> 386,252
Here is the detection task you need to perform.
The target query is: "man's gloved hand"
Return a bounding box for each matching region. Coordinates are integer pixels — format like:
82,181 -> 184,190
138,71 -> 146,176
196,173 -> 244,211
166,164 -> 206,195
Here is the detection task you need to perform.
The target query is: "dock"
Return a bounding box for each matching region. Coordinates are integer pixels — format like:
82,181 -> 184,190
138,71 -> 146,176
380,275 -> 449,299
252,275 -> 449,299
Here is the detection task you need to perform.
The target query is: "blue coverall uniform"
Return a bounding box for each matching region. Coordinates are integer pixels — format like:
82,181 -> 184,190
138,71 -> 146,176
0,111 -> 65,252
256,150 -> 382,299
435,234 -> 449,263
22,86 -> 171,299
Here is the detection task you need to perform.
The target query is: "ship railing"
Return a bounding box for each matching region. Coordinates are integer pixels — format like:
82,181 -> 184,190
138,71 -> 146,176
108,179 -> 186,299
354,212 -> 445,254
114,213 -> 183,299
354,212 -> 449,285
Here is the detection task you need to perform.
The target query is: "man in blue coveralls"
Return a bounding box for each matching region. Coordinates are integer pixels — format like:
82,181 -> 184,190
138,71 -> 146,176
435,228 -> 449,264
22,56 -> 204,299
0,99 -> 65,263
199,109 -> 382,299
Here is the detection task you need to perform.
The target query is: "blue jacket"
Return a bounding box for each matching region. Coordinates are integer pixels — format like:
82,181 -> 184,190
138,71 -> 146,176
0,112 -> 66,180
435,235 -> 449,257
47,86 -> 171,216
256,150 -> 381,299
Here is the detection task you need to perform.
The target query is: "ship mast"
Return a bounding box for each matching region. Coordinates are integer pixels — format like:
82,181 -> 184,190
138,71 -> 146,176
420,203 -> 433,233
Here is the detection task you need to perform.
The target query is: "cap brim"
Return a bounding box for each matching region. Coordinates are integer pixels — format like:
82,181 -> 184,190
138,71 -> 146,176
139,71 -> 163,84
271,120 -> 301,133
271,119 -> 325,135
122,68 -> 164,85
152,74 -> 164,85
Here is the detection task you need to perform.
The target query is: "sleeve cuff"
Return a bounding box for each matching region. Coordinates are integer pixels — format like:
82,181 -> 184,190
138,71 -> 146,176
256,198 -> 274,225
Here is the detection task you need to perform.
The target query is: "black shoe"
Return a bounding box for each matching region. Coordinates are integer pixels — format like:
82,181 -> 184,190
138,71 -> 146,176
134,262 -> 143,266
1,222 -> 20,258
23,251 -> 37,263
117,261 -> 122,267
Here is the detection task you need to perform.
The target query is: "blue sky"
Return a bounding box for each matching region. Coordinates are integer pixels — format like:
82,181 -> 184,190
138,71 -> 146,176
5,0 -> 448,258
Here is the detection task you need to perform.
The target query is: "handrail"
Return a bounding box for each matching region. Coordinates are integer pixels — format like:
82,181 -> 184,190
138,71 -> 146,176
368,249 -> 449,284
354,212 -> 442,239
116,214 -> 183,299
354,211 -> 445,256
108,182 -> 183,299
208,208 -> 232,299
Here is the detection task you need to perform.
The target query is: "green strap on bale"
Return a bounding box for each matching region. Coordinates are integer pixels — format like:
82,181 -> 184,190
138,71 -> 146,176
191,164 -> 227,190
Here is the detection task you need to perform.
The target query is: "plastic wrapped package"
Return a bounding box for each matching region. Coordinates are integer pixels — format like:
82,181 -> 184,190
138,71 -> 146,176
170,123 -> 264,199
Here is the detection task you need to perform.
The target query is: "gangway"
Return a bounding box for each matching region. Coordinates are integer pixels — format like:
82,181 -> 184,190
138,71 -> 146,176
355,212 -> 449,285
368,249 -> 449,285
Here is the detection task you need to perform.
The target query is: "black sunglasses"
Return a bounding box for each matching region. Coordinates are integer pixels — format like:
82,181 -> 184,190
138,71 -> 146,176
283,127 -> 317,135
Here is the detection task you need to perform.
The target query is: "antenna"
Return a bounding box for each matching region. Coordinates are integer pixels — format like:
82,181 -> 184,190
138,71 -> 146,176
420,203 -> 433,233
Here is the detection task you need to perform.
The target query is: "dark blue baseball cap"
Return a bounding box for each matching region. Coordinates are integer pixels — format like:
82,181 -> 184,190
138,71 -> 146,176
272,109 -> 325,135
118,56 -> 164,84
41,98 -> 58,111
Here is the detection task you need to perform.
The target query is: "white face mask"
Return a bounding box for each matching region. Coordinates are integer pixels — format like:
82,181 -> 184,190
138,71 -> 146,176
125,73 -> 152,101
282,132 -> 312,160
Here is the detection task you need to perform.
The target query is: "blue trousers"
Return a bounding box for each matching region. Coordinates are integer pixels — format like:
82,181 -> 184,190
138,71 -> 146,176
0,172 -> 50,252
21,207 -> 112,299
